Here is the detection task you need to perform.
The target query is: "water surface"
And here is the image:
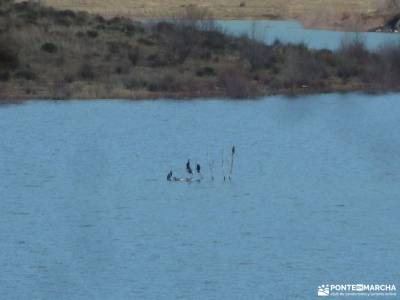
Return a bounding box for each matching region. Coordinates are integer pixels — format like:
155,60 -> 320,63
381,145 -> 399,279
218,20 -> 400,50
0,93 -> 399,299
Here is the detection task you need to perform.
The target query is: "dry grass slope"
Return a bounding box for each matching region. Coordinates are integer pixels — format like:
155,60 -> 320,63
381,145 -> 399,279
24,0 -> 387,30
2,1 -> 400,101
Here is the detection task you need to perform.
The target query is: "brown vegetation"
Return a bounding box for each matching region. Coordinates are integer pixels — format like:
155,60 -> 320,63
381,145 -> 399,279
1,1 -> 400,101
16,0 -> 392,31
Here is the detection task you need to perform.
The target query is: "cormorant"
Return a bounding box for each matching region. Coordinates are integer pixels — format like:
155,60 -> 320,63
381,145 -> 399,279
167,171 -> 173,181
186,159 -> 193,174
232,145 -> 235,155
196,163 -> 201,173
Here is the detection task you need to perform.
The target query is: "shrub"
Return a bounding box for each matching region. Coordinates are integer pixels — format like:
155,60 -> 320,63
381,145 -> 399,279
106,17 -> 136,35
114,65 -> 129,74
86,30 -> 98,38
201,30 -> 227,51
146,53 -> 167,67
128,47 -> 140,65
107,41 -> 120,55
338,34 -> 369,63
64,73 -> 75,83
0,46 -> 18,69
107,41 -> 131,56
75,31 -> 85,38
42,8 -> 76,27
374,43 -> 400,87
75,11 -> 89,26
51,79 -> 72,100
123,23 -> 136,36
17,3 -> 40,24
336,36 -> 367,79
56,10 -> 76,19
15,70 -> 37,80
148,73 -> 182,92
165,6 -> 218,63
0,35 -> 19,70
197,49 -> 212,60
96,24 -> 106,30
41,42 -> 58,53
124,76 -> 147,89
94,15 -> 106,24
218,67 -> 252,99
196,66 -> 215,77
138,38 -> 155,46
110,16 -> 126,28
237,24 -> 276,70
0,71 -> 10,81
55,55 -> 65,67
336,59 -> 362,79
54,15 -> 73,27
164,26 -> 198,64
317,49 -> 336,67
78,63 -> 95,80
279,47 -> 328,88
239,37 -> 272,70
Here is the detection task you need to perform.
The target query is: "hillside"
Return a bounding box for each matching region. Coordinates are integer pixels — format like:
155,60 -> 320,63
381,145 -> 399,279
1,0 -> 400,101
19,0 -> 390,30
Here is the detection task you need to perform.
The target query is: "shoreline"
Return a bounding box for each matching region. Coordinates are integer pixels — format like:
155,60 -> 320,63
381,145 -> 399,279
132,16 -> 387,33
2,86 -> 399,103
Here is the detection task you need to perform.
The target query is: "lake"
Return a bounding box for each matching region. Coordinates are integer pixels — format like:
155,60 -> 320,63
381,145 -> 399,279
146,19 -> 400,50
0,93 -> 399,299
218,20 -> 400,50
1,19 -> 400,299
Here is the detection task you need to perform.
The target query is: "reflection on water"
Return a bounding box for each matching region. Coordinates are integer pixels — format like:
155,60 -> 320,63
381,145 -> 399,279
0,93 -> 399,299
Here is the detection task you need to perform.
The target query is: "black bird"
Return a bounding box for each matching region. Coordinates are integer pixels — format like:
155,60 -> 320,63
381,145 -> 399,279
167,171 -> 173,181
232,145 -> 235,155
196,163 -> 201,173
186,159 -> 193,174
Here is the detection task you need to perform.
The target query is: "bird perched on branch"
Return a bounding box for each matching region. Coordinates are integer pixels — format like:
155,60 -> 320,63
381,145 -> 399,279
167,171 -> 173,181
186,159 -> 193,174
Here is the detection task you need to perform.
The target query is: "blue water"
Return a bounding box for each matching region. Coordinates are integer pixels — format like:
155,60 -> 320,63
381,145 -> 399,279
218,20 -> 400,50
0,93 -> 399,299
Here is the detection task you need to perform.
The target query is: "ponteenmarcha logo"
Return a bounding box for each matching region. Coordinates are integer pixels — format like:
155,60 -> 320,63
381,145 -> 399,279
318,285 -> 330,296
317,284 -> 397,297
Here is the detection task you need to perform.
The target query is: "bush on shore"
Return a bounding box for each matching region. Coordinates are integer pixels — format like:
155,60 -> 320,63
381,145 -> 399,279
41,42 -> 58,53
218,67 -> 254,99
0,34 -> 19,70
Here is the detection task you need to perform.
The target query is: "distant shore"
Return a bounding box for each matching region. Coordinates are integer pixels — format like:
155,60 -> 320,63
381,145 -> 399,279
15,0 -> 397,32
1,1 -> 400,102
